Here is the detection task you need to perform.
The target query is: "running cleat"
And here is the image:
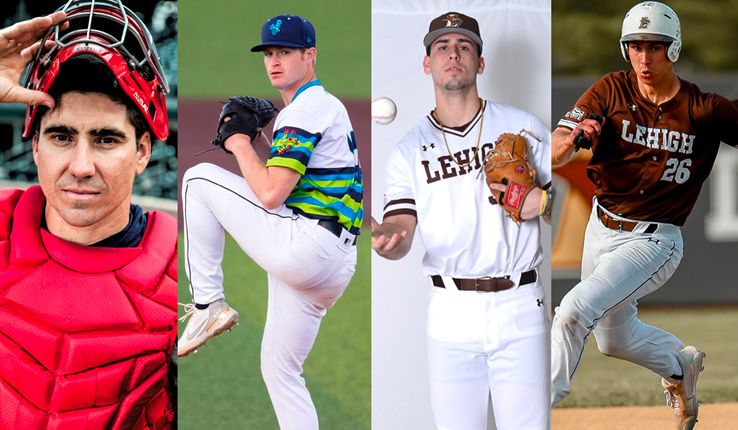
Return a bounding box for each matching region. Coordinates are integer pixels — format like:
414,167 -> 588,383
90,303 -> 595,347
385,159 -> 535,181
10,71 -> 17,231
178,300 -> 239,358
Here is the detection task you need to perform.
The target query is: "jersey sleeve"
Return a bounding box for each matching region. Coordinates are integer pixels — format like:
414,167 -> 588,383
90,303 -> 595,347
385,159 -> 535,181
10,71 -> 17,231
266,110 -> 329,175
382,144 -> 417,221
706,94 -> 738,147
528,114 -> 552,188
557,74 -> 612,131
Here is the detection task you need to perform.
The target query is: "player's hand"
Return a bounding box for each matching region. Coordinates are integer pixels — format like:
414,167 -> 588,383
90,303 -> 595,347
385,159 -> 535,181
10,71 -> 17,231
0,11 -> 67,107
488,183 -> 545,221
371,216 -> 407,254
569,116 -> 602,149
221,116 -> 254,153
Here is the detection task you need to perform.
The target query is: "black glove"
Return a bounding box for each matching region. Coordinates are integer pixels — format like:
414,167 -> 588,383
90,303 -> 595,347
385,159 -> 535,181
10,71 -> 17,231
211,96 -> 277,154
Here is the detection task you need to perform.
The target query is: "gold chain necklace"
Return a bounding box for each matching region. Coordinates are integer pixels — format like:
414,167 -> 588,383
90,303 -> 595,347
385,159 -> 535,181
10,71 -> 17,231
432,98 -> 484,168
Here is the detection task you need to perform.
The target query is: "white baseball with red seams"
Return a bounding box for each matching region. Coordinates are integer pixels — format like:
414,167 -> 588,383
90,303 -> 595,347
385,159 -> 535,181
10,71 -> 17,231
372,97 -> 397,125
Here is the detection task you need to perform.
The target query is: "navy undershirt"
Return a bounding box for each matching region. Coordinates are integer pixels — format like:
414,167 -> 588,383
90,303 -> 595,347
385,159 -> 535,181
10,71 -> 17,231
41,204 -> 148,248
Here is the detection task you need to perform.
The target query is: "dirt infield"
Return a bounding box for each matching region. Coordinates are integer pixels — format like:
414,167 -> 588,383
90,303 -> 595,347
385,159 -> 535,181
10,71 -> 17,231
552,403 -> 738,429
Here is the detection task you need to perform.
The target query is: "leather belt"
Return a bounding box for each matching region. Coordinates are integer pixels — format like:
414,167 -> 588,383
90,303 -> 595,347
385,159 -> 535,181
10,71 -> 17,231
431,270 -> 537,292
597,206 -> 657,233
317,219 -> 357,246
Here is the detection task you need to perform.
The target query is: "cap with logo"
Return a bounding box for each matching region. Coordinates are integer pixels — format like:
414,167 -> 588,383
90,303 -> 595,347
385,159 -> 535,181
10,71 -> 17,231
251,14 -> 316,52
424,12 -> 483,55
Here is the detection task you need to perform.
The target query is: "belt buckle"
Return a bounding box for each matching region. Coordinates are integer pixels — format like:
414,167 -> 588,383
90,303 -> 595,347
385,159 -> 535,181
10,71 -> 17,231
475,276 -> 492,293
617,219 -> 624,232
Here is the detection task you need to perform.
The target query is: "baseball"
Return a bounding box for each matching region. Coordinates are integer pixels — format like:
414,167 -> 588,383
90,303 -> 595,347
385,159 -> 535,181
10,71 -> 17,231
372,97 -> 397,125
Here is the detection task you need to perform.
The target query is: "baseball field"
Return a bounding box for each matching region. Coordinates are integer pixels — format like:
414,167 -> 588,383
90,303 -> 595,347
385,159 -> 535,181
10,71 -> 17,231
177,234 -> 371,429
552,307 -> 738,429
177,0 -> 371,428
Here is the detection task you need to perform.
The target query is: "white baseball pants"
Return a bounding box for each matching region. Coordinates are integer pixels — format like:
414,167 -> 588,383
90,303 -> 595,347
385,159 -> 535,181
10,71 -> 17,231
550,201 -> 685,406
182,163 -> 357,430
426,278 -> 550,430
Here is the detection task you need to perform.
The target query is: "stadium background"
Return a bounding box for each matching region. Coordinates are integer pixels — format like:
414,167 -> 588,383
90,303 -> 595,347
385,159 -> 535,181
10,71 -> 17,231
550,0 -> 738,427
176,0 -> 370,429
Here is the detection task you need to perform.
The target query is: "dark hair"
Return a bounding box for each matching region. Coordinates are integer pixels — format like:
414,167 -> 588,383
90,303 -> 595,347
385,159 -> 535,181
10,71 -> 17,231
31,54 -> 151,146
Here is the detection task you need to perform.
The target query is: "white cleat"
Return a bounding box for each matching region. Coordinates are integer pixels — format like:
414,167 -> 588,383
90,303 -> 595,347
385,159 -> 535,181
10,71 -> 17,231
178,299 -> 239,358
662,346 -> 705,430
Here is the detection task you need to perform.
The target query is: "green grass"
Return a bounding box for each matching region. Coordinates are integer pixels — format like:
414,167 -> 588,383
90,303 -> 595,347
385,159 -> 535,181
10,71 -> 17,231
556,308 -> 738,408
177,231 -> 370,430
178,0 -> 371,98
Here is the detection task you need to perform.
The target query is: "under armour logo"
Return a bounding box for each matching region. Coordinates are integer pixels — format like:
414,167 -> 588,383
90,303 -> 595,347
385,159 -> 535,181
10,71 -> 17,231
627,103 -> 637,112
270,20 -> 282,35
648,238 -> 660,244
639,17 -> 650,28
537,299 -> 544,307
422,143 -> 435,151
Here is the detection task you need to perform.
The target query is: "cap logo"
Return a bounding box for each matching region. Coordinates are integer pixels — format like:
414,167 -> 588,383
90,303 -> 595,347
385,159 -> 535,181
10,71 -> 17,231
639,17 -> 650,28
443,13 -> 463,28
269,19 -> 282,36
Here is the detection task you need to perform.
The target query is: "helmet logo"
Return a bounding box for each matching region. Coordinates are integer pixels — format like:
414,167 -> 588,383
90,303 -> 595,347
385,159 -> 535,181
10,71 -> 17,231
639,17 -> 651,28
443,13 -> 463,28
73,44 -> 103,54
133,92 -> 148,113
270,20 -> 282,36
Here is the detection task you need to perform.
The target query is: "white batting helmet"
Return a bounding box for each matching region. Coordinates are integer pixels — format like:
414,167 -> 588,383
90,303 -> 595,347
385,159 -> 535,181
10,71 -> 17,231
620,1 -> 681,62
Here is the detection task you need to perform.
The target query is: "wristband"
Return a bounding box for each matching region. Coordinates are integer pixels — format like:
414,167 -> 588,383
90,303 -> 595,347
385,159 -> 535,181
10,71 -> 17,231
540,189 -> 552,216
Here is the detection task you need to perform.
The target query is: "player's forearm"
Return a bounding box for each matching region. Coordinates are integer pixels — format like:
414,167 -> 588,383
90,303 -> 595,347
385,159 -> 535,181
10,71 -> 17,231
520,188 -> 544,220
551,127 -> 575,165
230,136 -> 291,209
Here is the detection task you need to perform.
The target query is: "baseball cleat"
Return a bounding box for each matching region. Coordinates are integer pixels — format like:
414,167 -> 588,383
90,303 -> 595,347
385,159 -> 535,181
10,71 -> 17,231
662,346 -> 705,430
178,300 -> 239,358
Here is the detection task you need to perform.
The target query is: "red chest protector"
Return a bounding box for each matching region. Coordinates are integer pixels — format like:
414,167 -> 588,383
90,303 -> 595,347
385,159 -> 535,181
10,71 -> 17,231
0,187 -> 177,430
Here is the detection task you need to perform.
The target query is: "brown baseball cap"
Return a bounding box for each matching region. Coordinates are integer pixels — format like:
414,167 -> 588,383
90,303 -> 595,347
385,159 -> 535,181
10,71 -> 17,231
424,12 -> 483,55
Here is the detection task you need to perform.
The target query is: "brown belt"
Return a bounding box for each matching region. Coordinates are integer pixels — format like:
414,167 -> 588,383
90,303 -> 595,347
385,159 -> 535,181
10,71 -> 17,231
431,270 -> 537,293
597,206 -> 657,233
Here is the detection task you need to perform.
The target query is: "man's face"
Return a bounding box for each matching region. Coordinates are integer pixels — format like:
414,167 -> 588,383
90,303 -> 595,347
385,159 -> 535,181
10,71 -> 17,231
33,91 -> 150,230
628,41 -> 673,85
263,46 -> 315,91
423,33 -> 484,92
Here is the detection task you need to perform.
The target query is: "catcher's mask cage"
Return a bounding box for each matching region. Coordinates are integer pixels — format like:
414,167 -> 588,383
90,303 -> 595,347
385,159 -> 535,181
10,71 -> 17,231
619,1 -> 681,63
22,0 -> 170,141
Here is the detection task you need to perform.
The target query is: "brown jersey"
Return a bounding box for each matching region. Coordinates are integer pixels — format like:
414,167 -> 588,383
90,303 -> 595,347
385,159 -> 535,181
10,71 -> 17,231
558,70 -> 738,226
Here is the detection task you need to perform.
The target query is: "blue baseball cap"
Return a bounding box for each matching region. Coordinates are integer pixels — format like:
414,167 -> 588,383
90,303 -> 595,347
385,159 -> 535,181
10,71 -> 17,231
250,15 -> 316,52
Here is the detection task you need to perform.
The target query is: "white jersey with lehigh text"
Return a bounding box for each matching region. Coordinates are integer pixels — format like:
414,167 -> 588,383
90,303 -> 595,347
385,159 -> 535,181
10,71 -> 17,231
382,100 -> 551,277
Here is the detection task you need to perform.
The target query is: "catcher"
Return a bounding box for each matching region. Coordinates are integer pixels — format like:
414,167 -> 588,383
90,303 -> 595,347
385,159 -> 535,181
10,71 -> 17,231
178,14 -> 363,430
372,11 -> 552,430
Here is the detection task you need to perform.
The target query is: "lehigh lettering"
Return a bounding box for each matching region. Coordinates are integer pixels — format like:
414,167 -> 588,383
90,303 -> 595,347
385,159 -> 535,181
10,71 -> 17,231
422,160 -> 441,184
439,156 -> 458,179
620,119 -> 696,154
453,149 -> 473,175
422,145 -> 493,184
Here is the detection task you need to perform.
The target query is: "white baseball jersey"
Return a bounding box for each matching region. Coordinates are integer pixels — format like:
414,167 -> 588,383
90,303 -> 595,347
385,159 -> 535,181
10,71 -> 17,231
267,81 -> 363,234
382,100 -> 551,277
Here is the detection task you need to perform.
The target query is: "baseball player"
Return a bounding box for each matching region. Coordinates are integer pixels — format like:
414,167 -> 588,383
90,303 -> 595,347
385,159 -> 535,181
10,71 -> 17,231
0,1 -> 177,429
178,14 -> 363,430
372,12 -> 552,430
550,2 -> 738,429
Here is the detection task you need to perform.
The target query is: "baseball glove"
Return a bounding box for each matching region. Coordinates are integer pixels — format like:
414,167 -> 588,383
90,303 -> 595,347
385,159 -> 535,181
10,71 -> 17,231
211,96 -> 277,154
482,130 -> 541,224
